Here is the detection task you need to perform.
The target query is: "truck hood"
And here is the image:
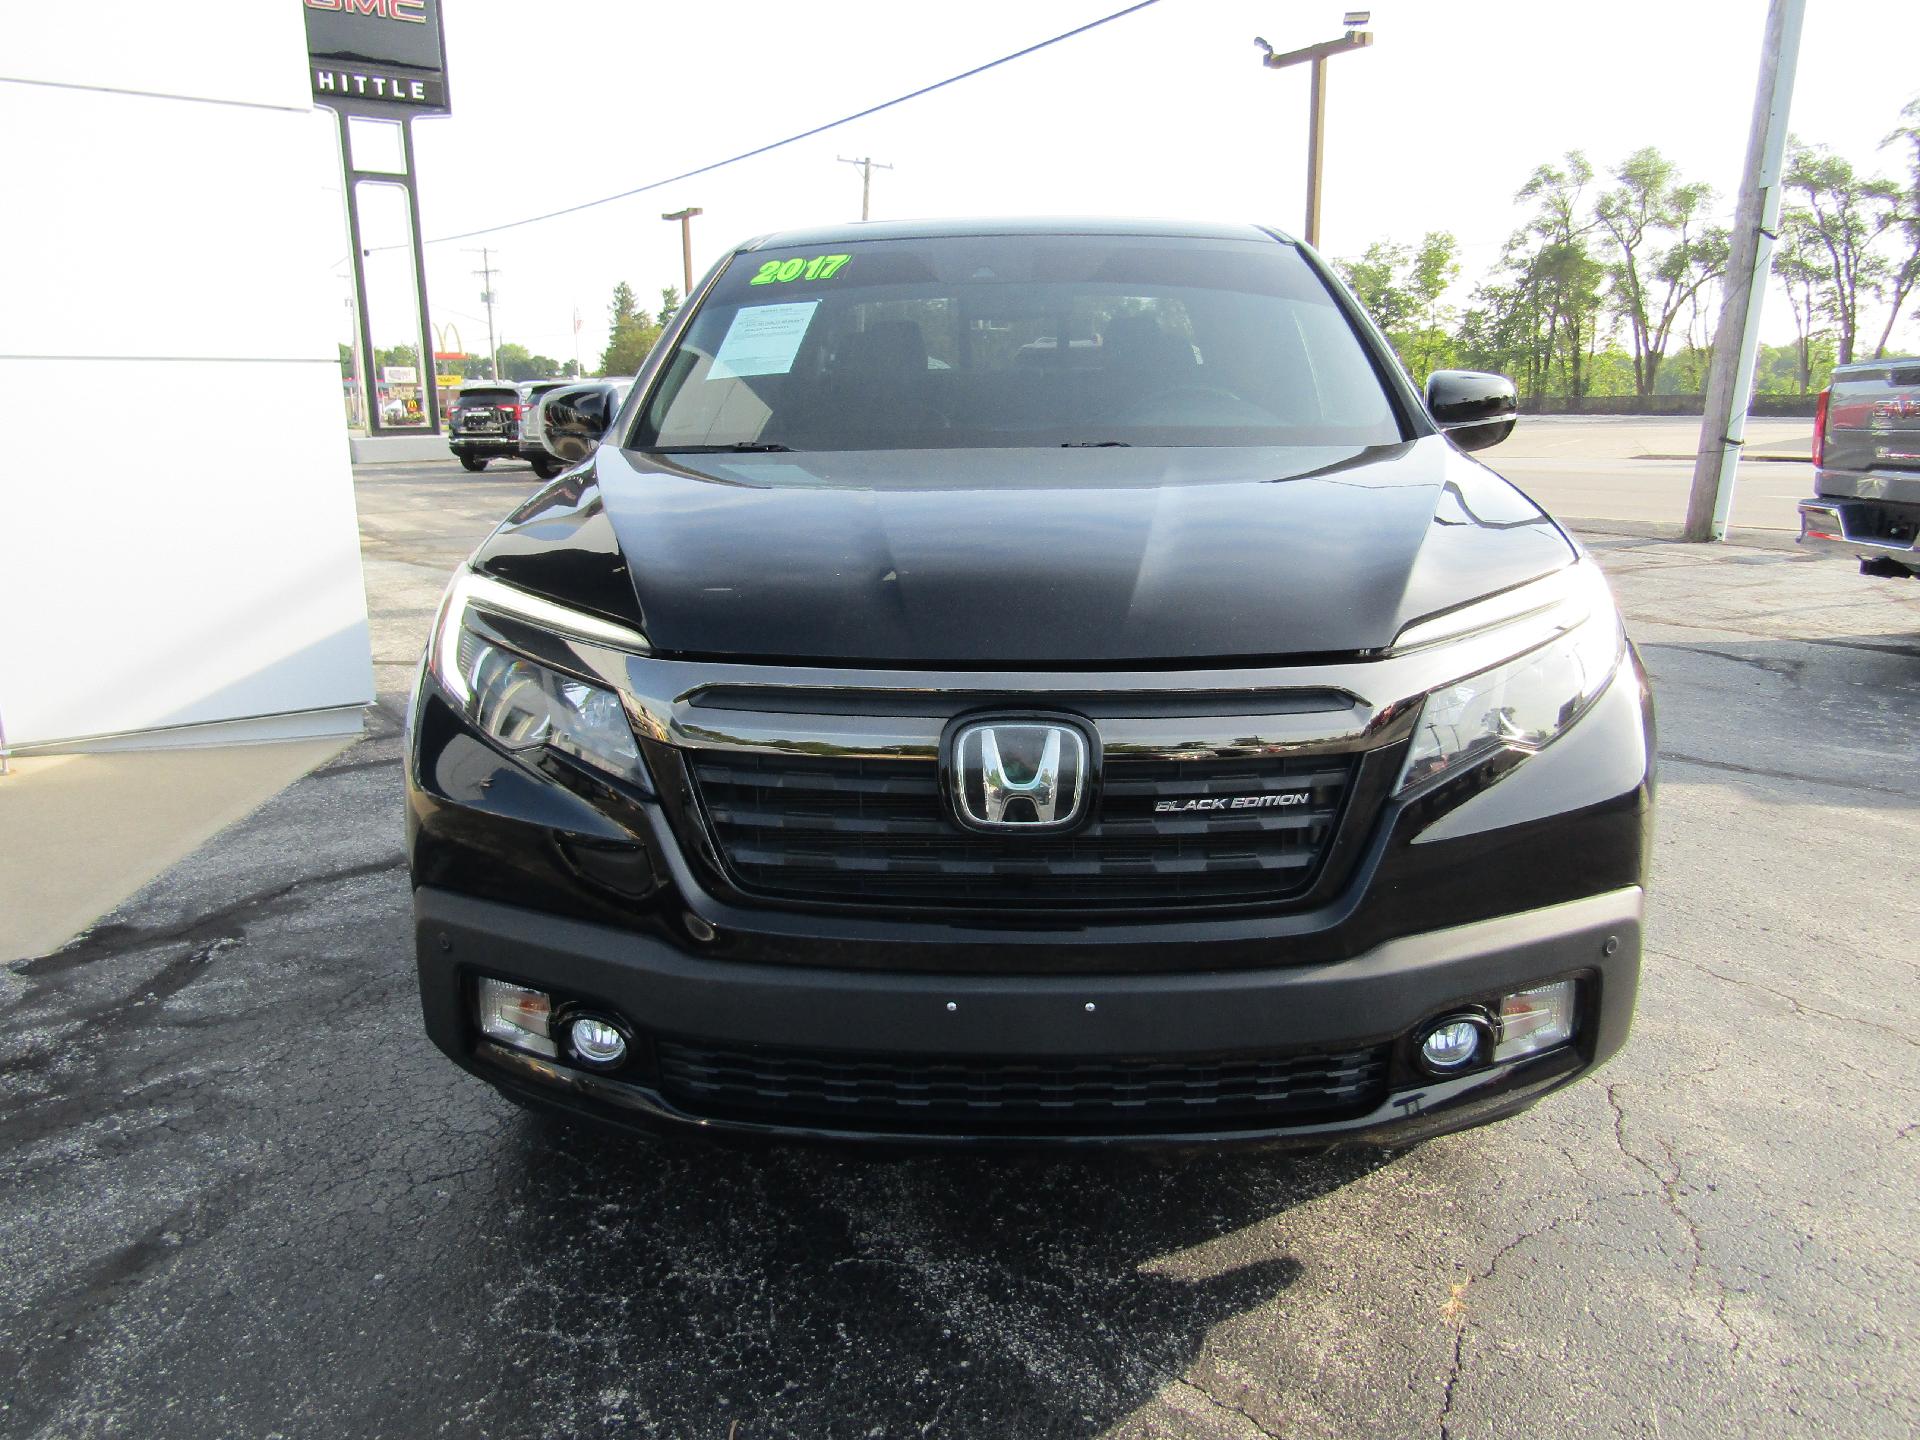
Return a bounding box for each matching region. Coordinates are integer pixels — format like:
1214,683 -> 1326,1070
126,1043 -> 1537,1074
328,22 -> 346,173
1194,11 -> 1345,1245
475,438 -> 1574,666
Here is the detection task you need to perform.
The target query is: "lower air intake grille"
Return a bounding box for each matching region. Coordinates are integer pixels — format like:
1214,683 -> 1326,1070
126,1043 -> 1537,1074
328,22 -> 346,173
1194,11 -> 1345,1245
655,1040 -> 1391,1135
685,751 -> 1355,911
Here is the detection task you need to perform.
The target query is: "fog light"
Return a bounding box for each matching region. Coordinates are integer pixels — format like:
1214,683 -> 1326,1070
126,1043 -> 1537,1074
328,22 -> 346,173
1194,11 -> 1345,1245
476,978 -> 556,1058
1417,1014 -> 1490,1074
567,1015 -> 629,1070
1494,981 -> 1577,1062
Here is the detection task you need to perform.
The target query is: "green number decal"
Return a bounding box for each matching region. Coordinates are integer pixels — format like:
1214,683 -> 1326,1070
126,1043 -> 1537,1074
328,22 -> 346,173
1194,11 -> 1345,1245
748,253 -> 853,286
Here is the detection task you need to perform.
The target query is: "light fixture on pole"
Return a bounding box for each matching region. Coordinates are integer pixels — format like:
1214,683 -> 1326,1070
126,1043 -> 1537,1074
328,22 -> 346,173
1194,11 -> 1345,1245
661,207 -> 703,298
1255,11 -> 1374,249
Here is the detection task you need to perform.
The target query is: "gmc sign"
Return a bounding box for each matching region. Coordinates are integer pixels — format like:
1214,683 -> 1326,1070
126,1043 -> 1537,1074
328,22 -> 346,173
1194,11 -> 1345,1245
305,0 -> 448,114
306,0 -> 427,21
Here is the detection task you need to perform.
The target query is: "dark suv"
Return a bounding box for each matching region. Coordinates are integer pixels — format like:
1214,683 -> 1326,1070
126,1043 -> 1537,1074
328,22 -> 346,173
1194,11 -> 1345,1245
447,383 -> 524,472
408,219 -> 1653,1148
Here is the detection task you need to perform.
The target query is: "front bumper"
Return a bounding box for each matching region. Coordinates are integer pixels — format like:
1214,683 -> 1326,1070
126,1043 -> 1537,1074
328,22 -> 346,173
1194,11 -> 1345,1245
408,610 -> 1655,1147
415,883 -> 1642,1148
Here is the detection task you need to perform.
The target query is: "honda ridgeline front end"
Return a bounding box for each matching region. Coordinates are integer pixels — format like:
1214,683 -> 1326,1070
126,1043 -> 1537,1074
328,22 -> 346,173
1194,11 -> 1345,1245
406,220 -> 1654,1148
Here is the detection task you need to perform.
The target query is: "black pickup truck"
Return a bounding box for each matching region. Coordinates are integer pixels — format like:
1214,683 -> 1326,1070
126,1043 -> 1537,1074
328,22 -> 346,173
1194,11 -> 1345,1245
407,218 -> 1654,1150
1798,357 -> 1920,579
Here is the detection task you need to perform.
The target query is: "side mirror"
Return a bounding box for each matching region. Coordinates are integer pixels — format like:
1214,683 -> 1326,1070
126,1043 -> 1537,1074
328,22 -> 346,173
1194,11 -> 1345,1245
542,385 -> 617,464
1425,370 -> 1517,453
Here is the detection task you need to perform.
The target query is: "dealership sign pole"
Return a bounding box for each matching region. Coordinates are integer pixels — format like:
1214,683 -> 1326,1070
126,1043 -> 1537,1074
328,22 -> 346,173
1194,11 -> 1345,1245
305,0 -> 451,438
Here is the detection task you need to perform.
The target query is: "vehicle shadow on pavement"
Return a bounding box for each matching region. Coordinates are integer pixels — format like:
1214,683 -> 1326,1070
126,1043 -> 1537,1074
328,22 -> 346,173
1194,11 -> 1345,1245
476,1114 -> 1402,1435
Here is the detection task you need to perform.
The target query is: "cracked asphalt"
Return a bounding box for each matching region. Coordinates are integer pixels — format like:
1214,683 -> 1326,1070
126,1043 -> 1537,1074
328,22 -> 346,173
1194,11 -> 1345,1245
3,455 -> 1916,1439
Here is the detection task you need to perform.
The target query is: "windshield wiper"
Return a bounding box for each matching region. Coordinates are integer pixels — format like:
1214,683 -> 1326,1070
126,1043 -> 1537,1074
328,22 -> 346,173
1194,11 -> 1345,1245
652,441 -> 796,453
1061,440 -> 1131,447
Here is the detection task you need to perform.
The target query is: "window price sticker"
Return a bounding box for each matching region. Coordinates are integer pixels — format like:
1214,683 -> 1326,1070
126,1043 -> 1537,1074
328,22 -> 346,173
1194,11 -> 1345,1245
708,301 -> 819,379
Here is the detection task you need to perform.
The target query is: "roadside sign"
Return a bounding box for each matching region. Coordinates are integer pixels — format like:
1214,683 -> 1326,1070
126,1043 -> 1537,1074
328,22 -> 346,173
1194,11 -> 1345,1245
304,0 -> 450,116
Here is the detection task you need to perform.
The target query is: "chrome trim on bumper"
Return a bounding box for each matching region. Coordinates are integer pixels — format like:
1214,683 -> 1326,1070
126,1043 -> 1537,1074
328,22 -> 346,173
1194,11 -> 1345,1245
1797,499 -> 1920,564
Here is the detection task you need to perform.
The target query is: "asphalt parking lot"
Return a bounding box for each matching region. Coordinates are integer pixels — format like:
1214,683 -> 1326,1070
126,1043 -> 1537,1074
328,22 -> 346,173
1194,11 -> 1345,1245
3,446 -> 1917,1439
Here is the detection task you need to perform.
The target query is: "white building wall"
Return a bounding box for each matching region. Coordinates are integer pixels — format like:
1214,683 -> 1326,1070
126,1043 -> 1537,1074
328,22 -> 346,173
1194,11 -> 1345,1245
0,3 -> 373,750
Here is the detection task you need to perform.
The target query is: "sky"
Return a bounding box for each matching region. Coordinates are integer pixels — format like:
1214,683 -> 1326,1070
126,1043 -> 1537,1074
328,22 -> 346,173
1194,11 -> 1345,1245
334,0 -> 1920,374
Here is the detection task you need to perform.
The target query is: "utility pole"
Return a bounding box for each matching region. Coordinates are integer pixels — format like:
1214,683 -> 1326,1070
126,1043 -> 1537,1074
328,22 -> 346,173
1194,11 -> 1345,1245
837,155 -> 893,222
1256,12 -> 1374,249
466,246 -> 501,383
660,207 -> 703,297
344,291 -> 368,428
1684,0 -> 1806,541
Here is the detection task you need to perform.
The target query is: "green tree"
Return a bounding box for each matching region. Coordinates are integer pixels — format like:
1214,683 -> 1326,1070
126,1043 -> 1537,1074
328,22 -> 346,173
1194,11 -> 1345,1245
1400,232 -> 1460,383
494,342 -> 534,381
1461,155 -> 1607,402
1516,152 -> 1607,401
598,281 -> 662,376
1783,138 -> 1899,364
1335,241 -> 1417,333
1752,336 -> 1835,395
1334,232 -> 1459,383
658,286 -> 682,331
1593,147 -> 1728,397
337,342 -> 355,378
490,344 -> 565,381
1870,97 -> 1920,359
1775,208 -> 1830,392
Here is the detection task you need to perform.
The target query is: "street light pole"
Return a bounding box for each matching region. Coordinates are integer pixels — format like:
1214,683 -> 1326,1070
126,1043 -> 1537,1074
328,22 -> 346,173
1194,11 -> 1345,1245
1256,14 -> 1374,249
661,207 -> 703,297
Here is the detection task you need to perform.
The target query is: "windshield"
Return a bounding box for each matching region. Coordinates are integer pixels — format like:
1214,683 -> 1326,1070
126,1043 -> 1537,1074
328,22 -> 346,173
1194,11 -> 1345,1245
631,233 -> 1404,451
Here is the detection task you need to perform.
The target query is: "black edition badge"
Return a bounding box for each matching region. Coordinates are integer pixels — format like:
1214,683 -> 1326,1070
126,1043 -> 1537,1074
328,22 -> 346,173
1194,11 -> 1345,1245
1154,793 -> 1310,813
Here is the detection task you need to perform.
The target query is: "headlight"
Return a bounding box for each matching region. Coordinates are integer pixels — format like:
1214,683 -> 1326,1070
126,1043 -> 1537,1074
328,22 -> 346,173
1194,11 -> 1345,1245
1396,561 -> 1623,793
427,568 -> 650,786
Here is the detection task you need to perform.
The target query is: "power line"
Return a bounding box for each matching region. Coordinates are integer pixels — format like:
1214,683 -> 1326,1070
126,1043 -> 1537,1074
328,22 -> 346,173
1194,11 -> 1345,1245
420,1 -> 1162,247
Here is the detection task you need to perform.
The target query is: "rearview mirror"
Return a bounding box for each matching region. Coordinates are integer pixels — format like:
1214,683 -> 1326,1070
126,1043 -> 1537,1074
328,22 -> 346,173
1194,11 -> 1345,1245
542,385 -> 617,464
1425,370 -> 1517,453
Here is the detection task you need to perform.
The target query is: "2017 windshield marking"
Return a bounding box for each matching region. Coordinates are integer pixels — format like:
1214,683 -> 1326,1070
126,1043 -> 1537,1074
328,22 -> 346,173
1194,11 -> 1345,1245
751,254 -> 853,285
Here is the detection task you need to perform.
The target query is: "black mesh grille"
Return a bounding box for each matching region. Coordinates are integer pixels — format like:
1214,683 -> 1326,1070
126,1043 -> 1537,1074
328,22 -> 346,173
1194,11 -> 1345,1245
656,1039 -> 1390,1135
685,750 -> 1355,911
